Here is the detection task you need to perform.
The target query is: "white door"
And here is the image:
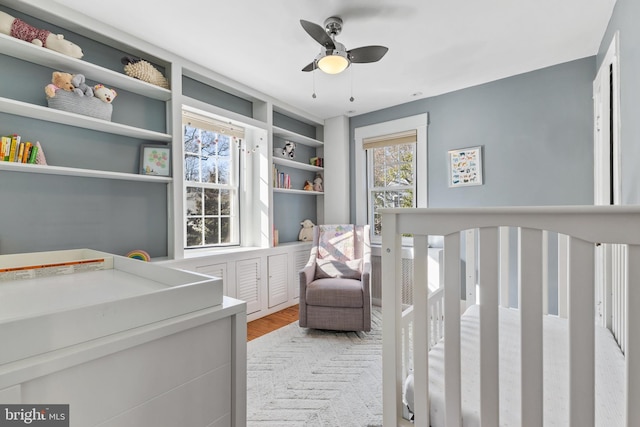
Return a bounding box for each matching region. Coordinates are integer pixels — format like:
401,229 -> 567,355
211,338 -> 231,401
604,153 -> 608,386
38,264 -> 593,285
268,253 -> 288,308
593,32 -> 622,336
237,258 -> 261,315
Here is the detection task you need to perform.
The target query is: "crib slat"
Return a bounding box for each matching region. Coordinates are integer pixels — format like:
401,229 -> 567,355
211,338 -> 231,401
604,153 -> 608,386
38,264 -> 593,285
519,228 -> 543,427
499,226 -> 510,308
381,213 -> 404,426
444,233 -> 462,427
568,237 -> 595,427
413,235 -> 430,427
626,244 -> 640,427
558,234 -> 569,318
479,227 -> 499,427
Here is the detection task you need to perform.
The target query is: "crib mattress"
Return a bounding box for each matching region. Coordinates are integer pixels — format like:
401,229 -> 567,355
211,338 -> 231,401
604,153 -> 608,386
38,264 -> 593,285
426,305 -> 625,427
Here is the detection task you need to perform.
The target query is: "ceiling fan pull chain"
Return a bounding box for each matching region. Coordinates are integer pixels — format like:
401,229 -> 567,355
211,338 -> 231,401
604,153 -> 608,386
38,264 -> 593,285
312,61 -> 317,99
350,66 -> 355,102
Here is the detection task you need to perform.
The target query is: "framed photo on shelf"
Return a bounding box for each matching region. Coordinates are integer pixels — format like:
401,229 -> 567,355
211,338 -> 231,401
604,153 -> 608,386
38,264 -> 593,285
448,146 -> 483,187
140,144 -> 171,177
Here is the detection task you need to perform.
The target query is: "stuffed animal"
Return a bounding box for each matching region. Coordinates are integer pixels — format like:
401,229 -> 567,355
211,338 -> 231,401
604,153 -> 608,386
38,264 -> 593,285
44,71 -> 74,98
0,11 -> 83,58
303,180 -> 313,191
313,174 -> 323,192
93,84 -> 117,103
121,56 -> 169,89
71,74 -> 93,97
298,219 -> 315,242
282,141 -> 296,159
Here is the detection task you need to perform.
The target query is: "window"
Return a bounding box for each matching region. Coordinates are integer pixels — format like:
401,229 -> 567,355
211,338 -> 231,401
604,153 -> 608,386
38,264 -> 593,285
183,110 -> 243,248
354,114 -> 428,244
365,131 -> 417,238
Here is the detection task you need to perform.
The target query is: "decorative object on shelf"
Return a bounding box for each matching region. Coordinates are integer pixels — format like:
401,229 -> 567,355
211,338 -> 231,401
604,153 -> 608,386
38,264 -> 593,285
313,173 -> 323,192
93,84 -> 117,103
125,249 -> 151,261
121,56 -> 169,89
140,144 -> 171,177
45,72 -> 114,121
273,228 -> 279,246
35,141 -> 47,165
71,74 -> 93,97
44,71 -> 75,98
309,156 -> 324,167
274,141 -> 296,159
298,219 -> 315,242
303,180 -> 313,191
0,11 -> 83,58
448,146 -> 483,187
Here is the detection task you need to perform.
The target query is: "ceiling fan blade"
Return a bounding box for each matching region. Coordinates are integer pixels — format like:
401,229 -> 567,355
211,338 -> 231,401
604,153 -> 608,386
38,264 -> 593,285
301,61 -> 317,72
348,45 -> 389,63
300,19 -> 335,50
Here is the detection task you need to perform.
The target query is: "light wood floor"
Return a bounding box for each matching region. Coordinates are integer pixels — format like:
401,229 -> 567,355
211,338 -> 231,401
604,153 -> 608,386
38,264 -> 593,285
247,305 -> 299,341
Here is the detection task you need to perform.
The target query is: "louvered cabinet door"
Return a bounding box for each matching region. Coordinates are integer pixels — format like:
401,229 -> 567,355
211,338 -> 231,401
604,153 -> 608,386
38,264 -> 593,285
196,263 -> 228,296
236,258 -> 261,315
268,253 -> 288,308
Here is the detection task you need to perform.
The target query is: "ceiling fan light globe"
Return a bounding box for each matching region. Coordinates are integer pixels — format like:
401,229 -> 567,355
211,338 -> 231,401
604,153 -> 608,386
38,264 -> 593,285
318,54 -> 350,74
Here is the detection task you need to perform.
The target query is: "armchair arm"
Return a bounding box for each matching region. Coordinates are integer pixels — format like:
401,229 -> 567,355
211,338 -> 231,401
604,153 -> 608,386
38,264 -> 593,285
298,244 -> 318,328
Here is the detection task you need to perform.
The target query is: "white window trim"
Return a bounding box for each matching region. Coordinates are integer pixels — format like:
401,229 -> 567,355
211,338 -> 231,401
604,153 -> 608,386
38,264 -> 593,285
354,114 -> 428,245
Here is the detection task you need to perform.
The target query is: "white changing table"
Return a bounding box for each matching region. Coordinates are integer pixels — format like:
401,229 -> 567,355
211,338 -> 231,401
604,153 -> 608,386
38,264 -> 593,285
0,249 -> 246,427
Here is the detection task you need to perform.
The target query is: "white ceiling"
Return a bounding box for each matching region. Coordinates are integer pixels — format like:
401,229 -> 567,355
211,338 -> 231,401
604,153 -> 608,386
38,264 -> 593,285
52,0 -> 616,121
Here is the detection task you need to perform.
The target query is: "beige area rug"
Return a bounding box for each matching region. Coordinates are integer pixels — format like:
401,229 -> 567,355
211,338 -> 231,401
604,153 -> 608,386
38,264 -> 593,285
247,308 -> 383,427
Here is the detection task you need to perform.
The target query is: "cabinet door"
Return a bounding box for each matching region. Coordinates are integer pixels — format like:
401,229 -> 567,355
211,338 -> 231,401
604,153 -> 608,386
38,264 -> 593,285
268,253 -> 288,308
196,263 -> 228,296
294,249 -> 311,300
237,258 -> 261,315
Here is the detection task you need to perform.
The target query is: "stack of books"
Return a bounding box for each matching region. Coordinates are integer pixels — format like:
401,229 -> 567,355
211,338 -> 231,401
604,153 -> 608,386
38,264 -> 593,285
272,165 -> 291,189
1,134 -> 39,164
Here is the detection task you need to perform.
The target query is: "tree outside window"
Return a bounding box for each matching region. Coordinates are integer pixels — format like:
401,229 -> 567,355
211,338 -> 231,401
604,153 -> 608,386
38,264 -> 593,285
368,142 -> 415,238
183,117 -> 240,248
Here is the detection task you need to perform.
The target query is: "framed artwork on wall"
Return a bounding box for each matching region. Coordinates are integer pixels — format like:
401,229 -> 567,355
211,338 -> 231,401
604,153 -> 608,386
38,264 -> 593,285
140,144 -> 171,177
448,146 -> 483,187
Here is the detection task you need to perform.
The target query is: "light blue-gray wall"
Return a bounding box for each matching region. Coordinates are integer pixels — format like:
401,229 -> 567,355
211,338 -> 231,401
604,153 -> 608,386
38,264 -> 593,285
351,56 -> 596,315
598,0 -> 640,205
350,56 -> 596,216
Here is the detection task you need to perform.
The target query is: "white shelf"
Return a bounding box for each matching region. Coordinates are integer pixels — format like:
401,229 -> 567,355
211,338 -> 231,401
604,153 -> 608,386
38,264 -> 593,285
273,188 -> 323,195
0,33 -> 171,101
0,98 -> 172,142
272,157 -> 323,172
0,161 -> 172,183
273,126 -> 323,148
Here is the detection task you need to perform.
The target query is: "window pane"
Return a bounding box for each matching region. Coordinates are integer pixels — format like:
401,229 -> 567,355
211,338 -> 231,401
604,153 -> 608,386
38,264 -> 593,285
183,126 -> 199,153
204,218 -> 219,245
204,189 -> 219,215
184,155 -> 199,182
186,218 -> 203,246
202,155 -> 218,183
373,212 -> 382,236
220,218 -> 231,243
372,147 -> 386,187
220,190 -> 231,215
186,187 -> 203,215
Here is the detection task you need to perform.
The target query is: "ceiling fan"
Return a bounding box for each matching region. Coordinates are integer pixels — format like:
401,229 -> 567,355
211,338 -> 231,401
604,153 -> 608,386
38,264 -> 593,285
300,16 -> 389,75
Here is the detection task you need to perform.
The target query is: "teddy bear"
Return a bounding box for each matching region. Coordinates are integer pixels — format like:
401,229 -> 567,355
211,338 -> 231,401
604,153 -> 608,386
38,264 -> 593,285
298,219 -> 315,242
0,11 -> 83,59
44,71 -> 75,98
313,174 -> 323,192
71,74 -> 93,97
94,84 -> 117,103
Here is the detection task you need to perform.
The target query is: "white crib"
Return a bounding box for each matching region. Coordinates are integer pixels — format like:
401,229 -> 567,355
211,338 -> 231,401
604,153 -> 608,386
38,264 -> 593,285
381,206 -> 640,427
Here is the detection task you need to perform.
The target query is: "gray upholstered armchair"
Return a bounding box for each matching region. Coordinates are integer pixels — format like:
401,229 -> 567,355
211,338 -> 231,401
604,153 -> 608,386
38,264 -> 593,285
299,224 -> 371,332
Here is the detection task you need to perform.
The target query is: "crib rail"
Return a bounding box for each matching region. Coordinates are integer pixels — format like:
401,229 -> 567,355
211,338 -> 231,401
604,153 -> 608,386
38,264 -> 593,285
381,205 -> 640,427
